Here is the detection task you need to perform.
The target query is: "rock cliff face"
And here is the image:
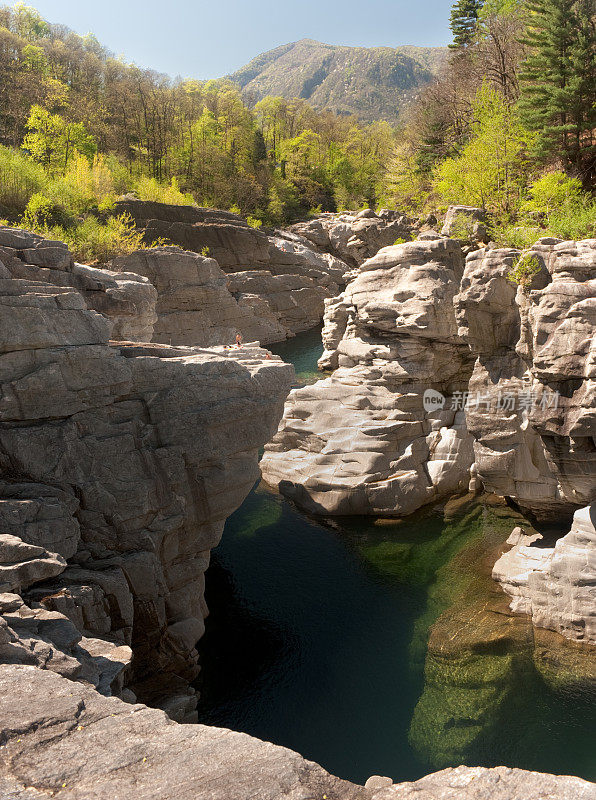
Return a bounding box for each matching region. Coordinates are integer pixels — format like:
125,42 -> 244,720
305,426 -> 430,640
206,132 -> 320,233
0,247 -> 293,714
263,236 -> 596,524
261,238 -> 476,515
456,239 -> 596,522
113,200 -> 350,341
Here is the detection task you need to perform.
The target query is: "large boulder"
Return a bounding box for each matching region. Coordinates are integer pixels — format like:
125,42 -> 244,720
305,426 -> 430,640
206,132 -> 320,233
291,208 -> 413,267
261,238 -> 476,515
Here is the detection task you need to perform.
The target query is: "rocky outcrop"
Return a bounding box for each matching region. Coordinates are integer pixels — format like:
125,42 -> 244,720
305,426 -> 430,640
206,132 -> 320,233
1,664 -> 594,800
261,238 -> 476,515
0,261 -> 293,712
456,238 -> 596,522
440,205 -> 487,242
291,208 -> 413,267
113,201 -> 350,339
112,247 -> 291,346
493,504 -> 596,643
264,236 -> 596,525
0,227 -> 157,341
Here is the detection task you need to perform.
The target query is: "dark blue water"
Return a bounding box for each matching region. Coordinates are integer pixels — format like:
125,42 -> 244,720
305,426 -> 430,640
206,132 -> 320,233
196,327 -> 596,786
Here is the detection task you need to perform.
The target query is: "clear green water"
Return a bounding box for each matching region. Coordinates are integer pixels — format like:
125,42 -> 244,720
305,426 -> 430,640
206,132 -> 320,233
195,327 -> 596,786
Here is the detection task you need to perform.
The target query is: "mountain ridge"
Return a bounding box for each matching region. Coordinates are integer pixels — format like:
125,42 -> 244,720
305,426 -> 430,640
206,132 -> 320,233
227,38 -> 448,122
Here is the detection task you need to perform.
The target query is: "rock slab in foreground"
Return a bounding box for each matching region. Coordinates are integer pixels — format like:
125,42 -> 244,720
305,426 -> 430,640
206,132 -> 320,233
1,665 -> 594,800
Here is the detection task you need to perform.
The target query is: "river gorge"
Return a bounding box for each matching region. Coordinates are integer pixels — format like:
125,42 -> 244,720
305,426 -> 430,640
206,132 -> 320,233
197,327 -> 596,786
0,204 -> 594,800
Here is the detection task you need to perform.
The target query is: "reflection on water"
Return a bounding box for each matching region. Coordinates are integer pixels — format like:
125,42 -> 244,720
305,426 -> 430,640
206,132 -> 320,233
268,325 -> 326,385
195,327 -> 596,785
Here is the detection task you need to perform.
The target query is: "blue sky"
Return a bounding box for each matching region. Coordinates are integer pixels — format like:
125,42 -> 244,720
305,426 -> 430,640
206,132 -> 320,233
25,1 -> 452,79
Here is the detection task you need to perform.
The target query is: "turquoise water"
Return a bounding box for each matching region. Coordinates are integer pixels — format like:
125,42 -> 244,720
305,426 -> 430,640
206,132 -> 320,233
195,327 -> 596,786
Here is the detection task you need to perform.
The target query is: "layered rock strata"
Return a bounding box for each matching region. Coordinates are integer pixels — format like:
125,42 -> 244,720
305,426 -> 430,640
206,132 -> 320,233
261,238 -> 476,515
0,264 -> 293,713
0,227 -> 157,341
114,201 -> 349,339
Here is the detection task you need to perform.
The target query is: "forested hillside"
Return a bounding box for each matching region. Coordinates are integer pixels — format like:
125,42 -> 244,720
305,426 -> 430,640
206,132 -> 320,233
0,0 -> 593,264
228,39 -> 448,122
384,0 -> 596,246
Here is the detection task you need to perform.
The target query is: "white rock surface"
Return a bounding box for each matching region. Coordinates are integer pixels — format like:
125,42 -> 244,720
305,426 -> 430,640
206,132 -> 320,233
493,504 -> 596,642
261,238 -> 476,515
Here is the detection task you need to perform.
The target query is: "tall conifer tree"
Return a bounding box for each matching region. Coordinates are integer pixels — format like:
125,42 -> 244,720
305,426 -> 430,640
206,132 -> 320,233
519,0 -> 596,186
449,0 -> 485,48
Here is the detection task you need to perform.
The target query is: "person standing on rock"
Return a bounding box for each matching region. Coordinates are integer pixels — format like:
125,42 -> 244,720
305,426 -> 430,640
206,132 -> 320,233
235,333 -> 243,347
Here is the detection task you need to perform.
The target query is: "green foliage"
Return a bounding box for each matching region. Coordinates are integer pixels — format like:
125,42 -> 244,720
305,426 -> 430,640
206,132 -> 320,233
46,152 -> 116,215
491,222 -> 543,248
449,216 -> 478,241
41,214 -> 145,265
434,84 -> 531,217
518,0 -> 596,186
521,171 -> 583,217
23,106 -> 96,174
134,176 -> 194,205
22,191 -> 62,227
449,0 -> 485,48
0,144 -> 46,213
507,252 -> 542,288
393,237 -> 407,245
246,215 -> 263,228
200,246 -> 211,257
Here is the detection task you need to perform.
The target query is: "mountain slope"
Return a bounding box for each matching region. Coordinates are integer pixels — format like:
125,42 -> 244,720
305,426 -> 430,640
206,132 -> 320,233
228,39 -> 448,122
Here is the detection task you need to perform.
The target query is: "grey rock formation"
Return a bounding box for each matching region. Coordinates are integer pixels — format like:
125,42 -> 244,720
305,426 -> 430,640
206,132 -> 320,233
0,265 -> 293,709
493,503 -> 596,643
440,205 -> 487,242
261,238 -> 476,515
112,201 -> 350,340
1,664 -> 594,800
0,227 -> 157,341
456,238 -> 596,521
375,766 -> 596,799
113,247 -> 288,345
263,236 -> 596,527
0,535 -> 66,593
291,208 -> 413,267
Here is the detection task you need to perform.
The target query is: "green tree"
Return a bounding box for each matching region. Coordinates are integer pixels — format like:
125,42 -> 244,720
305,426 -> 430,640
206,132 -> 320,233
449,0 -> 485,48
434,83 -> 531,215
23,105 -> 96,174
518,0 -> 596,187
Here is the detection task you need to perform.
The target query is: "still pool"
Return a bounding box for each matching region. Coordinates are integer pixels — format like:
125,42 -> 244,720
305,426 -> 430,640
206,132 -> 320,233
195,327 -> 596,786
